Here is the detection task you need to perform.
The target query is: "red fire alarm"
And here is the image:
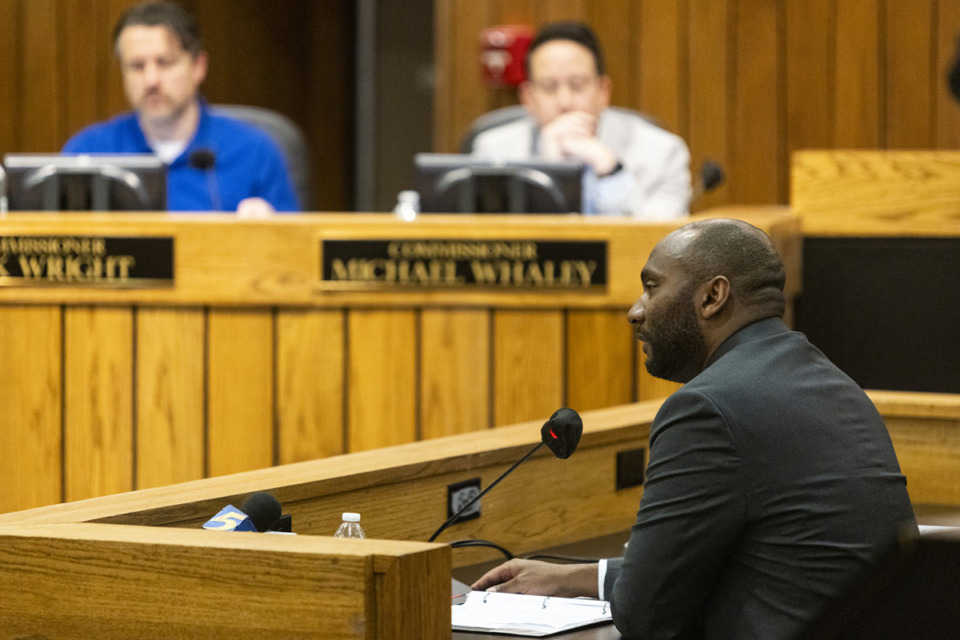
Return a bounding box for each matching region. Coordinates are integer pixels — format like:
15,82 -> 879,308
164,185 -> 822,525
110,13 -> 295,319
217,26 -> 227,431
479,25 -> 535,87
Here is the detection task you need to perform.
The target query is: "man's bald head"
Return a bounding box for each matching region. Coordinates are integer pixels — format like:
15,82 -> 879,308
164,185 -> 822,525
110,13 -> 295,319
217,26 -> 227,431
666,218 -> 786,318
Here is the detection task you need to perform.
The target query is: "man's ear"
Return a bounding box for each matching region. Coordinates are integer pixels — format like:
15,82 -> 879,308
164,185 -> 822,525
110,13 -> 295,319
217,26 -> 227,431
193,50 -> 209,85
700,276 -> 730,319
597,74 -> 612,110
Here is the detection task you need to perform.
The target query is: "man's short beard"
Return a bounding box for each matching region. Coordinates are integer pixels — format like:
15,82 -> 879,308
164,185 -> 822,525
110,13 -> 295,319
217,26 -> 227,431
643,285 -> 708,384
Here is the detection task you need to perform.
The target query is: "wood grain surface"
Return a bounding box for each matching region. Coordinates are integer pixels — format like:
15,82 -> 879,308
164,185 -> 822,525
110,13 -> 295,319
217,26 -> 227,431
0,211 -> 800,513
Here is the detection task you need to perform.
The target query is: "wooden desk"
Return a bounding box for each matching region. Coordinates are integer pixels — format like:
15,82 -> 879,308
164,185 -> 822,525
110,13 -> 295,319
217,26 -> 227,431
0,210 -> 801,514
0,401 -> 657,639
0,523 -> 449,639
0,391 -> 956,638
790,151 -> 960,393
791,151 -> 960,238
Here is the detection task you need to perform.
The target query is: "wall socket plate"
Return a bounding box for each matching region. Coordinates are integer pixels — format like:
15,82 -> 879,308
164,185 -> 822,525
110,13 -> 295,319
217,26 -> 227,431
447,477 -> 482,522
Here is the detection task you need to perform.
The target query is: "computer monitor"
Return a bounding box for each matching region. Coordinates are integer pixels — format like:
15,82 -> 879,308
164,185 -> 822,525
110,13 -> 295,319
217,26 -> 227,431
2,153 -> 167,211
413,153 -> 584,214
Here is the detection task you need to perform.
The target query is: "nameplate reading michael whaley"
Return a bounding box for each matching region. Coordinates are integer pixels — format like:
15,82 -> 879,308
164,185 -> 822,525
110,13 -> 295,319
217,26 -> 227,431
321,239 -> 607,289
0,235 -> 174,288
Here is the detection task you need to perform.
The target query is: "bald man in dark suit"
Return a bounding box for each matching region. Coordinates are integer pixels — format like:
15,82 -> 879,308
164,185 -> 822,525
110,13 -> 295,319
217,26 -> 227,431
474,219 -> 916,640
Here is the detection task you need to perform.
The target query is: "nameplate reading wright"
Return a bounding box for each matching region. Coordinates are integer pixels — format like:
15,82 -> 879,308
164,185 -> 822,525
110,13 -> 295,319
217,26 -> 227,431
321,239 -> 607,289
0,235 -> 174,288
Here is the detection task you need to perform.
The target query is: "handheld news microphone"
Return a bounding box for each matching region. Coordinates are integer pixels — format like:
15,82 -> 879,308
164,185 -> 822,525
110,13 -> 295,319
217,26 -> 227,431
203,492 -> 283,532
188,148 -> 222,210
428,408 -> 583,542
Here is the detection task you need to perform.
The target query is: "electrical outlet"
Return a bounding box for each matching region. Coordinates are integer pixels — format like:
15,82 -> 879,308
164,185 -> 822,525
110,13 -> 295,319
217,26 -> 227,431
447,477 -> 482,522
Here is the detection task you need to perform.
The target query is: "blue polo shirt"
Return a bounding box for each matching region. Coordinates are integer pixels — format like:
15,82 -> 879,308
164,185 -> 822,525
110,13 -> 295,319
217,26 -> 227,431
63,104 -> 301,212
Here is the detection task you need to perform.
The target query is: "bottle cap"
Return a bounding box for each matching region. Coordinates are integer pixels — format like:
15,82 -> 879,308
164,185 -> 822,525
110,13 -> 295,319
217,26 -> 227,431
342,512 -> 361,522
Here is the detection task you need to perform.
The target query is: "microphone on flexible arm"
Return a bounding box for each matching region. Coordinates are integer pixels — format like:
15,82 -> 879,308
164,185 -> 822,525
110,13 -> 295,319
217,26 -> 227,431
188,148 -> 222,211
427,408 -> 583,543
202,491 -> 290,532
691,159 -> 725,203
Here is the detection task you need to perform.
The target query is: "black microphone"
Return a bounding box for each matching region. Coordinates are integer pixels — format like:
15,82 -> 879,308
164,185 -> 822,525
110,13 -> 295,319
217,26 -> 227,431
692,159 -> 725,202
428,408 -> 583,543
188,148 -> 222,210
202,491 -> 284,532
949,36 -> 960,103
188,148 -> 215,170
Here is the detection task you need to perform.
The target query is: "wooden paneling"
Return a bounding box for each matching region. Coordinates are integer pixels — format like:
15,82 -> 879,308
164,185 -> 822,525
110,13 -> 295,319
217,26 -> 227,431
0,212 -> 799,514
835,0 -> 883,148
785,0 -> 833,153
420,309 -> 491,438
637,1 -> 686,136
434,0 -> 490,153
302,4 -> 354,210
136,308 -> 205,489
566,309 -> 634,412
0,1 -> 19,153
21,0 -> 62,152
347,310 -> 418,452
686,0 -> 732,211
0,306 -> 62,513
731,0 -> 783,203
886,0 -> 936,149
63,307 -> 133,502
276,309 -> 346,463
207,310 -> 274,476
435,0 -> 960,208
541,0 -> 586,24
587,0 -> 632,109
62,0 -> 106,139
493,310 -> 564,425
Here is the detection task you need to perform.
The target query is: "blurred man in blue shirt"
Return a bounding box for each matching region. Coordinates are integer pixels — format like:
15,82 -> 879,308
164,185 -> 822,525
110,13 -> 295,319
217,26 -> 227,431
63,1 -> 299,215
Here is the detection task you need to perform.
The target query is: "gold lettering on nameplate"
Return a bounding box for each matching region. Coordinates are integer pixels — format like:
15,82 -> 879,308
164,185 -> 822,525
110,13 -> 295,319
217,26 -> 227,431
331,258 -> 464,285
321,239 -> 607,290
0,235 -> 173,288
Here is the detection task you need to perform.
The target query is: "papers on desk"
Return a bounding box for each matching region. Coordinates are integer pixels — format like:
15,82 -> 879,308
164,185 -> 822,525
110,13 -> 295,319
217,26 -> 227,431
452,590 -> 613,637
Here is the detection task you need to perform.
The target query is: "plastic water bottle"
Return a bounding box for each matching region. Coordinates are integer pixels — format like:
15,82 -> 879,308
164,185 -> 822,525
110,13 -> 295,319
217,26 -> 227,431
393,190 -> 420,222
333,512 -> 365,539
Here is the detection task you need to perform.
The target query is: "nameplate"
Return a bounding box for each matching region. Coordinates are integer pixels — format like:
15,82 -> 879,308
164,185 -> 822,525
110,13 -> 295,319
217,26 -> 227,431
0,235 -> 174,288
320,239 -> 607,289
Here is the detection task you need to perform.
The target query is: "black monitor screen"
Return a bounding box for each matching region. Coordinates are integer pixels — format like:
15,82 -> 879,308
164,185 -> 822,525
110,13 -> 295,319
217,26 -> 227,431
3,153 -> 167,211
413,153 -> 584,214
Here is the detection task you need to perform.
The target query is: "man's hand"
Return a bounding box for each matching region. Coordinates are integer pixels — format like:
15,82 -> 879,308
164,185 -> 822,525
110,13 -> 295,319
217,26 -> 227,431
236,197 -> 275,219
540,111 -> 619,176
471,559 -> 600,599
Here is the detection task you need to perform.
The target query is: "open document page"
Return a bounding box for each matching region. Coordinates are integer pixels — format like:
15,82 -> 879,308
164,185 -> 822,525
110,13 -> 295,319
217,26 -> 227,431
452,590 -> 613,637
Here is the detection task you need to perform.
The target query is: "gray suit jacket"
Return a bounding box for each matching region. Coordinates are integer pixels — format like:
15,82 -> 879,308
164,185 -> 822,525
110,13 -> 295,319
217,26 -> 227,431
471,108 -> 691,219
605,318 -> 915,640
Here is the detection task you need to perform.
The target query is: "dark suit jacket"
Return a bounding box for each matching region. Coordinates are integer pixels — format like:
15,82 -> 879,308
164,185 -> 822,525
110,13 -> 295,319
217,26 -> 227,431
604,318 -> 915,640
